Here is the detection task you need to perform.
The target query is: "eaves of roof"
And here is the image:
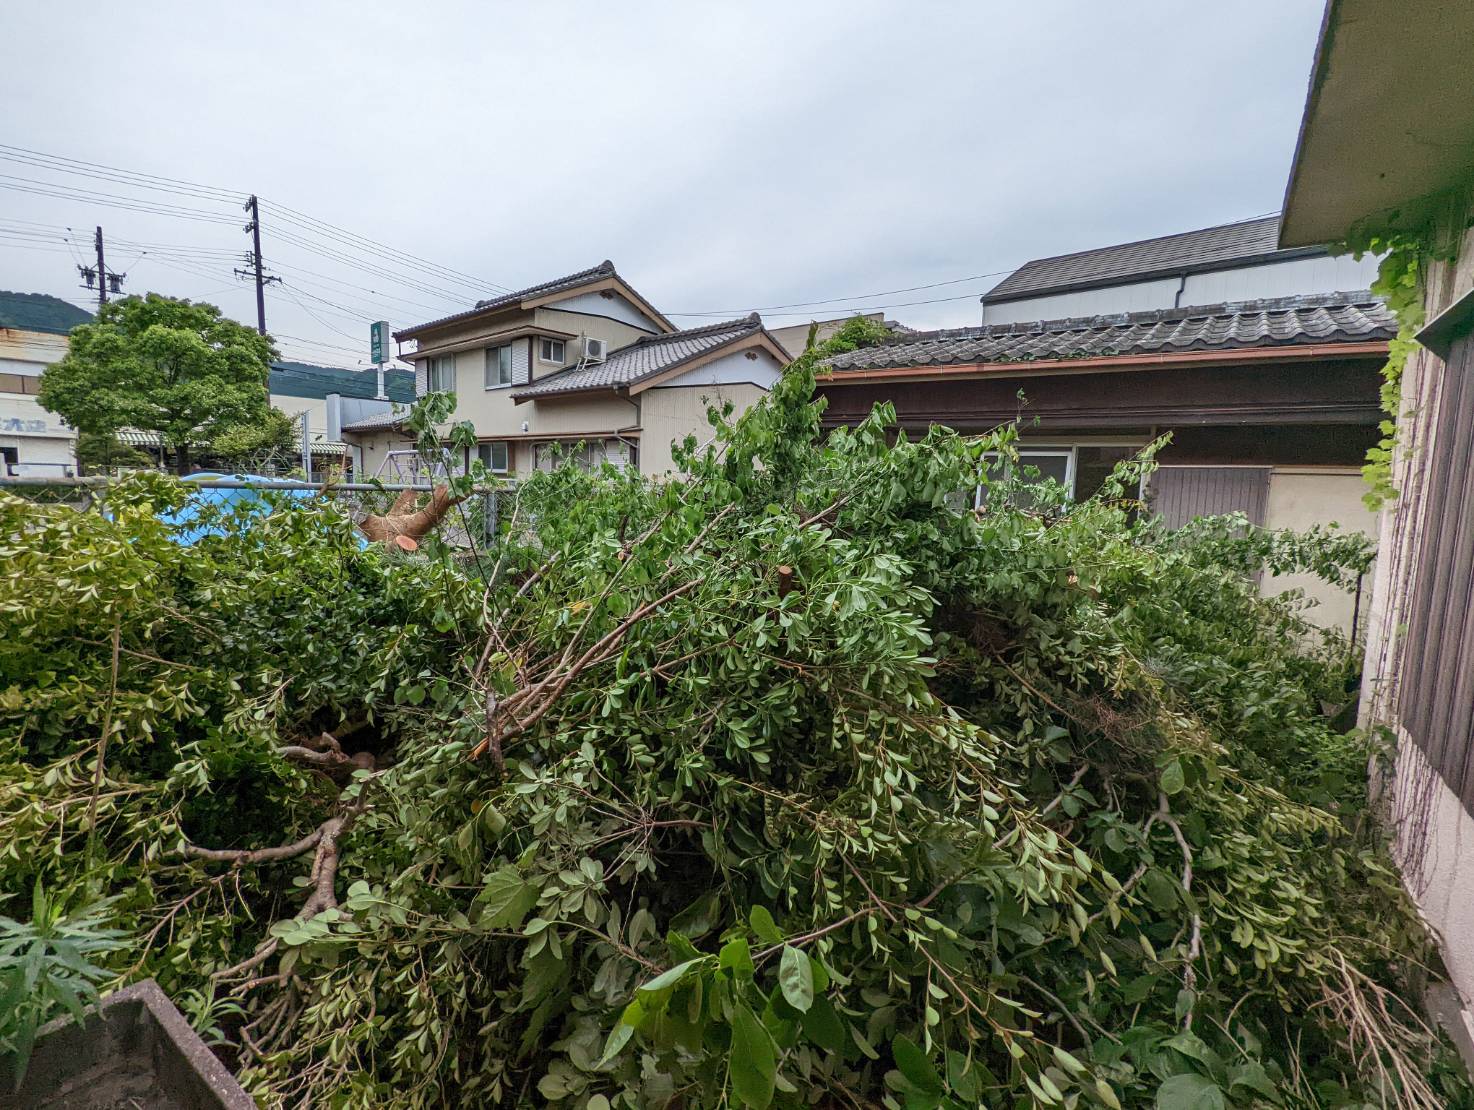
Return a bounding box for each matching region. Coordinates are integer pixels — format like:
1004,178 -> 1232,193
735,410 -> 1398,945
395,261 -> 674,342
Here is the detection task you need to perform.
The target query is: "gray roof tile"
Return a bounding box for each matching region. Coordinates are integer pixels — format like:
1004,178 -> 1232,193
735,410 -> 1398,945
340,408 -> 411,432
396,261 -> 645,339
513,314 -> 766,400
823,292 -> 1395,372
983,216 -> 1325,302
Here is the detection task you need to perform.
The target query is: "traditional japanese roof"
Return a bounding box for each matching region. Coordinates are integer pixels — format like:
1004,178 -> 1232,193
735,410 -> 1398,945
823,292 -> 1395,373
982,216 -> 1326,304
269,361 -> 415,403
395,260 -> 674,340
0,291 -> 93,335
339,408 -> 412,433
512,313 -> 783,401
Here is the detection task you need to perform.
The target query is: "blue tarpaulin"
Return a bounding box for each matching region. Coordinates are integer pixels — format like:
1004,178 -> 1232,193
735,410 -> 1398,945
158,473 -> 326,546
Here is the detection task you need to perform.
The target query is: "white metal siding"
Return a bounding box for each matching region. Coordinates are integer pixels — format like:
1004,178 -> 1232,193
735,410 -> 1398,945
1147,466 -> 1271,528
981,253 -> 1383,325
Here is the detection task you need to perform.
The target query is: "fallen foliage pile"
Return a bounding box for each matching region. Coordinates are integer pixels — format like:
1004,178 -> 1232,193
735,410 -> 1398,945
2,324 -> 1469,1108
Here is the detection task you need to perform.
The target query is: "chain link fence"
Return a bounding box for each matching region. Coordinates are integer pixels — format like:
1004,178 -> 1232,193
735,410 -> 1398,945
0,474 -> 518,553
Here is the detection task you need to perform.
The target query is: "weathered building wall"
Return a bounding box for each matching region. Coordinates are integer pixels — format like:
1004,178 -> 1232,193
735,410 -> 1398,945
1359,198 -> 1474,1041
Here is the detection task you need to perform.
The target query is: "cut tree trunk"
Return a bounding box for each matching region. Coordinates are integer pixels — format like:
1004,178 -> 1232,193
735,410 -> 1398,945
358,484 -> 463,549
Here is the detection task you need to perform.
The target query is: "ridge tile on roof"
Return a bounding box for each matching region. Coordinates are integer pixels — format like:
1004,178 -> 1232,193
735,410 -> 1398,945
823,292 -> 1395,373
513,313 -> 766,400
983,216 -> 1325,302
396,261 -> 627,339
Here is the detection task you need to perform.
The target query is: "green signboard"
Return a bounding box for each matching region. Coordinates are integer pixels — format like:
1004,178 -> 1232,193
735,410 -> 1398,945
370,320 -> 390,365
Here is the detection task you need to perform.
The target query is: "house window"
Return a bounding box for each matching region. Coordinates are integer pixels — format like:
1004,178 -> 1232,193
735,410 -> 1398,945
979,449 -> 1074,508
539,338 -> 566,365
477,441 -> 510,473
485,344 -> 513,388
427,355 -> 456,393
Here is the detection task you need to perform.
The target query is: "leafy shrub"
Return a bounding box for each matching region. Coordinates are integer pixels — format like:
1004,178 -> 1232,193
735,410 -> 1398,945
0,885 -> 131,1088
0,324 -> 1467,1108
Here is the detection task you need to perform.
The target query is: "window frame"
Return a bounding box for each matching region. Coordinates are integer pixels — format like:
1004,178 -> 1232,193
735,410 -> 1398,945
478,441 -> 510,474
539,337 -> 566,365
426,354 -> 456,393
484,343 -> 514,389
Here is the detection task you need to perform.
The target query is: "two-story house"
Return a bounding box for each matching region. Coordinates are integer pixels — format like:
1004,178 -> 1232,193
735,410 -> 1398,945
0,291 -> 92,476
347,261 -> 790,479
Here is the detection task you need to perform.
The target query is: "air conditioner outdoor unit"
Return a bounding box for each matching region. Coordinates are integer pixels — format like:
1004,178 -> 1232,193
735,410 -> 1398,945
581,336 -> 607,363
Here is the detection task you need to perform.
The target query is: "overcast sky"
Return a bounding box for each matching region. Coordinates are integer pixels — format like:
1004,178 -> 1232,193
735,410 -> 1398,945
1,1 -> 1325,368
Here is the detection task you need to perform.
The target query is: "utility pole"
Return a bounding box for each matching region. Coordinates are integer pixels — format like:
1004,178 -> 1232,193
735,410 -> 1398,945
237,195 -> 279,335
94,227 -> 107,309
78,227 -> 124,308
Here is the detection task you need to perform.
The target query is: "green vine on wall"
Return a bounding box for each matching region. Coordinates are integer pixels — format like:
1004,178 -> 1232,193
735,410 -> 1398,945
1339,189 -> 1471,510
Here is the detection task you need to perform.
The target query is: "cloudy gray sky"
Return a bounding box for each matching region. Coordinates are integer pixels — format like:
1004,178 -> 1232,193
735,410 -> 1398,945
1,1 -> 1325,368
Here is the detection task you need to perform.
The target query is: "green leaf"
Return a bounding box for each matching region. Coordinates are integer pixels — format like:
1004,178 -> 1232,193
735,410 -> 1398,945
1228,1061 -> 1279,1102
800,994 -> 845,1053
749,905 -> 783,946
1155,1074 -> 1226,1110
946,1050 -> 979,1101
637,956 -> 707,995
777,946 -> 813,1013
1160,758 -> 1186,795
892,1034 -> 943,1095
478,868 -> 539,929
597,1020 -> 634,1067
729,1002 -> 777,1108
720,937 -> 755,979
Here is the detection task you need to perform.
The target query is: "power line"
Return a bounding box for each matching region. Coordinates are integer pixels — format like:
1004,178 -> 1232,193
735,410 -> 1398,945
0,176 -> 241,224
664,267 -> 1018,316
0,144 -> 509,297
262,201 -> 509,295
263,259 -> 453,315
0,149 -> 245,206
0,143 -> 246,202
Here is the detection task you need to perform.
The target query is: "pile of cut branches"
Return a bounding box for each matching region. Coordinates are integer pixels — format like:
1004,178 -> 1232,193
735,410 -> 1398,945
1,321 -> 1468,1108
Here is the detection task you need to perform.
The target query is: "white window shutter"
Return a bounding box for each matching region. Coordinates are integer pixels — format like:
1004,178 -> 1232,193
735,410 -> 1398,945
415,360 -> 429,396
513,339 -> 531,385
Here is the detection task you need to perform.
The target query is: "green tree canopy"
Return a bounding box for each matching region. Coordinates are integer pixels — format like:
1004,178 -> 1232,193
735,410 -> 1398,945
38,294 -> 276,473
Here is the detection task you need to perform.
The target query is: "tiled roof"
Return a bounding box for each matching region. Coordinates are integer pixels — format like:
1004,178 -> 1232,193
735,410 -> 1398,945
397,260 -> 660,339
983,216 -> 1325,302
823,293 -> 1394,372
340,408 -> 411,432
513,314 -> 768,400
270,361 -> 416,403
0,291 -> 93,335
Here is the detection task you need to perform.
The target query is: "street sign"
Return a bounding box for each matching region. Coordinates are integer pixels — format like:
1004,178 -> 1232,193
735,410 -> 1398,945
370,320 -> 391,365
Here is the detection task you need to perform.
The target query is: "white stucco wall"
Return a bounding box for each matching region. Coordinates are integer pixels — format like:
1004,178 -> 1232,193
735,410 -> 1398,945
639,381 -> 769,476
660,348 -> 784,391
1259,469 -> 1378,631
541,291 -> 662,334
